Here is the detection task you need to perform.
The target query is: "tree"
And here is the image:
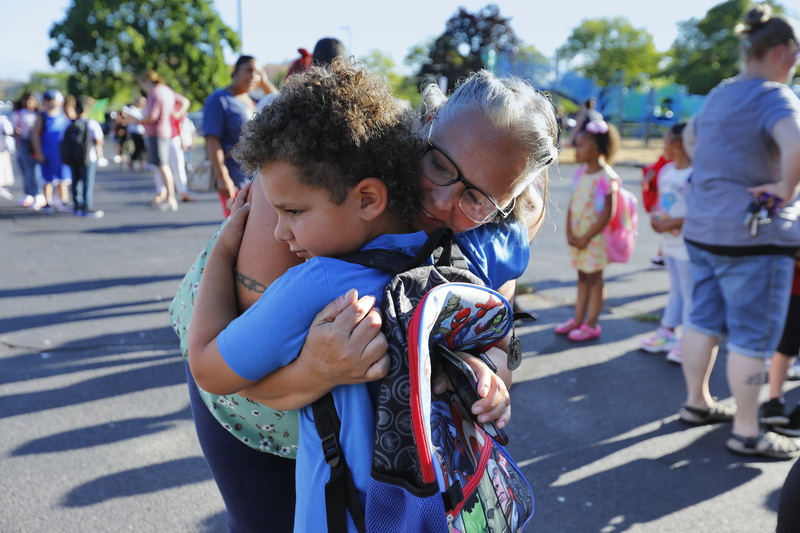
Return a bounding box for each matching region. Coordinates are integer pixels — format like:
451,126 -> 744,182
360,49 -> 421,108
665,0 -> 788,94
558,17 -> 662,87
411,4 -> 523,91
48,0 -> 239,107
15,72 -> 71,101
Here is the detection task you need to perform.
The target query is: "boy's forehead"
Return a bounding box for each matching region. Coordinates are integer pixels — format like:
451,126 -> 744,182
259,161 -> 319,200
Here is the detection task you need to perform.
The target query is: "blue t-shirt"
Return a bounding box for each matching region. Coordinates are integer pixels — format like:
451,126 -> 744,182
217,225 -> 529,532
42,112 -> 71,159
202,88 -> 256,188
455,222 -> 529,289
684,77 -> 800,248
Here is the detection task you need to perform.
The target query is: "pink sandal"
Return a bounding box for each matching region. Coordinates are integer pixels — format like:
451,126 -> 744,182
554,318 -> 579,335
568,323 -> 602,341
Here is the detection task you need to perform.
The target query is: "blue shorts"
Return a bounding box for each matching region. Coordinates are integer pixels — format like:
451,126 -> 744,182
40,157 -> 72,185
686,243 -> 794,358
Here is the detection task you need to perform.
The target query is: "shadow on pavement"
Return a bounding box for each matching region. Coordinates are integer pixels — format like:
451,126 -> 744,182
1,357 -> 185,417
12,404 -> 193,456
61,457 -> 213,507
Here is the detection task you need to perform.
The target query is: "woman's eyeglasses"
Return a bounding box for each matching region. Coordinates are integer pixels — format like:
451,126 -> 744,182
423,118 -> 515,224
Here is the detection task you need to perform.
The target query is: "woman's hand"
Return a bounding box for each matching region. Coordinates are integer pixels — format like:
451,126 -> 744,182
216,187 -> 250,260
297,289 -> 390,385
747,184 -> 788,209
431,351 -> 511,429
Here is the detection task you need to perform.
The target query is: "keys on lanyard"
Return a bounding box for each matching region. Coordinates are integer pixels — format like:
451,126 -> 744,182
743,193 -> 780,237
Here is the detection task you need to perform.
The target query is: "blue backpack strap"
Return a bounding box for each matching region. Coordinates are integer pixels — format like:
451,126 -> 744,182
309,229 -> 458,533
311,393 -> 367,533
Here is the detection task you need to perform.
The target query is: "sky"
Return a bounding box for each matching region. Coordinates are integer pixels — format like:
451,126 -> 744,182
0,0 -> 777,82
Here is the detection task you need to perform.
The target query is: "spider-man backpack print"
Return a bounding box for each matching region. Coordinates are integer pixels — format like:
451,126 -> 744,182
312,228 -> 534,533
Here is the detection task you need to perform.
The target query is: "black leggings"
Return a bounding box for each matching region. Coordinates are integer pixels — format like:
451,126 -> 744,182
185,363 -> 296,532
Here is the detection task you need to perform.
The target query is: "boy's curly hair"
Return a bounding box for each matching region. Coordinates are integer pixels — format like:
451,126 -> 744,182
234,59 -> 423,222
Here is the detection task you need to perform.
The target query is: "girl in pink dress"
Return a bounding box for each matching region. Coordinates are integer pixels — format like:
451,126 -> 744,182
555,120 -> 621,341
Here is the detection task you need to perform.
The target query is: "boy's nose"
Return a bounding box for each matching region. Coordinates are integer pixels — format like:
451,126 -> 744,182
273,220 -> 291,243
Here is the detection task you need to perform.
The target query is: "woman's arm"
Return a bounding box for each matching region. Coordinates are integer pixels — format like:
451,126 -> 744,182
31,114 -> 43,162
749,116 -> 800,203
188,200 -> 257,394
205,135 -> 236,200
239,289 -> 389,410
259,68 -> 279,95
234,176 -> 302,311
174,92 -> 190,118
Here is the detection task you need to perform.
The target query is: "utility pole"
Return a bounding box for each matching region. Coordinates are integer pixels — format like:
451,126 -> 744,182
237,0 -> 243,51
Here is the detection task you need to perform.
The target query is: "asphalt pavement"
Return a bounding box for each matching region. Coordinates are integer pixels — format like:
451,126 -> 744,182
1,154 -> 797,532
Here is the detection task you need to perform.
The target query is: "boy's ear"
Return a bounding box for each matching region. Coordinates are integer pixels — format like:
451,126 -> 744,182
355,177 -> 388,221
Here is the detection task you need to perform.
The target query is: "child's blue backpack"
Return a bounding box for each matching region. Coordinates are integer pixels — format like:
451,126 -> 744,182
312,228 -> 534,533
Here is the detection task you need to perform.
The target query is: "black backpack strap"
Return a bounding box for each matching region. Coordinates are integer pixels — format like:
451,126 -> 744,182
312,392 -> 366,533
338,248 -> 414,275
341,227 -> 468,274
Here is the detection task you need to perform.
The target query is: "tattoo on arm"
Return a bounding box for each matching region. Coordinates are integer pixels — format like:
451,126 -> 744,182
234,269 -> 267,294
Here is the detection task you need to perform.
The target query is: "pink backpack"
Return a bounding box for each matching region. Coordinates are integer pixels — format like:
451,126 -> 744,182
604,180 -> 639,263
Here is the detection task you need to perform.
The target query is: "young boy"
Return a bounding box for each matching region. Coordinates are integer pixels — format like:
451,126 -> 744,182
188,60 -> 433,532
67,96 -> 105,218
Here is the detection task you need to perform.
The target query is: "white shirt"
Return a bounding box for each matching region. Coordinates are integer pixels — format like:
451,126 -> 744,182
656,162 -> 692,260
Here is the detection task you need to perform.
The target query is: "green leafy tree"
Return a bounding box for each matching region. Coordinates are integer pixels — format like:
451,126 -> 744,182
558,17 -> 662,87
666,0 -> 789,94
360,49 -> 421,109
48,0 -> 239,107
412,4 -> 522,91
15,72 -> 71,101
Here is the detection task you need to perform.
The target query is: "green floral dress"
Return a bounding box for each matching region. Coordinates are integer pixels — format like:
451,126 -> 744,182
169,227 -> 299,458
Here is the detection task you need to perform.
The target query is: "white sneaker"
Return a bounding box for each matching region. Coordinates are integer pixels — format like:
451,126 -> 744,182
666,345 -> 683,364
640,326 -> 676,353
16,194 -> 34,207
0,188 -> 14,200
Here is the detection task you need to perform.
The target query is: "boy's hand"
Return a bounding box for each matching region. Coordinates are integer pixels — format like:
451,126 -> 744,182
431,351 -> 511,429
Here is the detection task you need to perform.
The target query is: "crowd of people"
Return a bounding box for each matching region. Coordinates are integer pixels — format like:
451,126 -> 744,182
1,8 -> 799,530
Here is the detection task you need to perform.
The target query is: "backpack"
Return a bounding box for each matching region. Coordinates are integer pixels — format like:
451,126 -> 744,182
640,155 -> 670,213
312,228 -> 535,533
60,118 -> 92,167
605,180 -> 639,263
